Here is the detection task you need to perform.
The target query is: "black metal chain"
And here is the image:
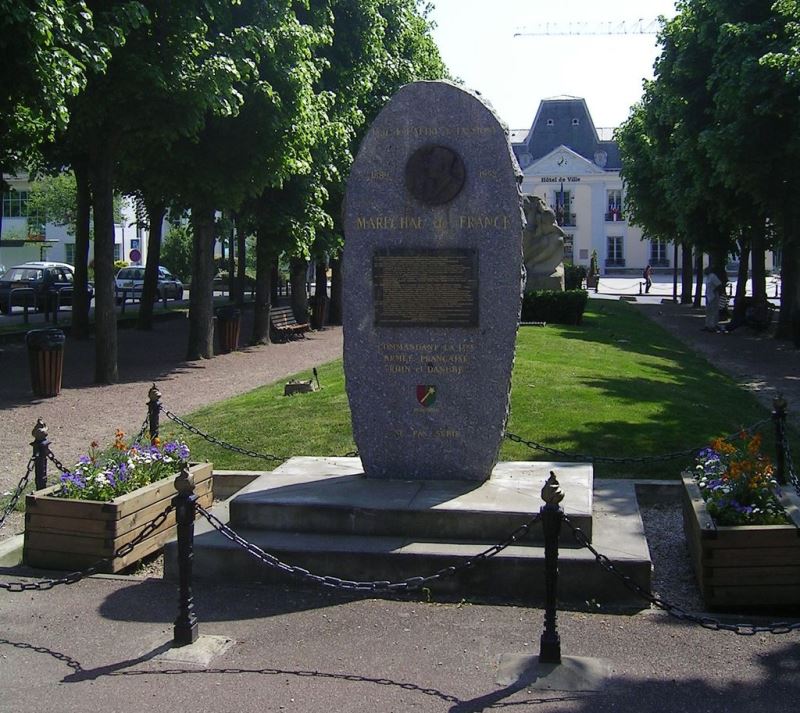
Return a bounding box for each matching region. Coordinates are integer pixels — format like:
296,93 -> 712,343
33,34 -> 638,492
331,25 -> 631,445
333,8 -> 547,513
562,514 -> 800,635
505,418 -> 771,465
197,503 -> 541,593
0,458 -> 35,530
134,413 -> 151,445
0,504 -> 174,593
46,450 -> 70,476
161,407 -> 287,463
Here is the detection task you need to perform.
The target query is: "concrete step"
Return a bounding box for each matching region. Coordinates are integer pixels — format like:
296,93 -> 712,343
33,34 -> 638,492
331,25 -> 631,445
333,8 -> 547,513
164,461 -> 652,608
227,458 -> 593,544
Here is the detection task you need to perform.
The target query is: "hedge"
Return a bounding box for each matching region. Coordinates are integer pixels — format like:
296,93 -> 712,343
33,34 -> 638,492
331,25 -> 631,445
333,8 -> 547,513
521,289 -> 588,325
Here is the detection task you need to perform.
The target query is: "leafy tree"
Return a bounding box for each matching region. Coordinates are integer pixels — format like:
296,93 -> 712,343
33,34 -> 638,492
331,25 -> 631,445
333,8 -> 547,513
0,0 -> 115,179
703,0 -> 800,335
160,222 -> 193,281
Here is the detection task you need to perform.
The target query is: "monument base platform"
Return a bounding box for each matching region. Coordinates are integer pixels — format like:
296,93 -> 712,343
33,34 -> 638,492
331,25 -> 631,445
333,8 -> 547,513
166,458 -> 652,608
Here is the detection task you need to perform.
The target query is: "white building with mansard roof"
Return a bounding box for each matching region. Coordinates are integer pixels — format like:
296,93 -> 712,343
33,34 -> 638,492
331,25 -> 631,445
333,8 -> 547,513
511,96 -> 668,275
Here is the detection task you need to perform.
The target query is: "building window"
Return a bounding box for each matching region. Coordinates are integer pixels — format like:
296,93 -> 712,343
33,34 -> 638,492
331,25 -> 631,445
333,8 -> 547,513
606,189 -> 623,221
650,239 -> 669,267
65,243 -> 76,265
553,189 -> 575,227
563,233 -> 574,263
2,190 -> 30,218
114,243 -> 121,261
606,236 -> 624,267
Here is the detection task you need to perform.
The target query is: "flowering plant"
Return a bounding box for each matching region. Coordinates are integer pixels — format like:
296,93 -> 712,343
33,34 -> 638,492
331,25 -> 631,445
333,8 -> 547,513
57,430 -> 190,502
687,431 -> 788,526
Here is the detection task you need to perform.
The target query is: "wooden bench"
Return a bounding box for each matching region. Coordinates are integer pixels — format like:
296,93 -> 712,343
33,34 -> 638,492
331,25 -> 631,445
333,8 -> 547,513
270,305 -> 309,341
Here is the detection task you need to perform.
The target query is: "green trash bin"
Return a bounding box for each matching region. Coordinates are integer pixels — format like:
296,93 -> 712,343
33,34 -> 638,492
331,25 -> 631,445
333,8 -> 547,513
26,328 -> 66,397
216,306 -> 241,354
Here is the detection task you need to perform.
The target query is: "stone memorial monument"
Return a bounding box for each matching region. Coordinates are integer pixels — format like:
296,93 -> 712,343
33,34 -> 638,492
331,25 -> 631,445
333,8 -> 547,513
343,80 -> 524,481
180,81 -> 646,609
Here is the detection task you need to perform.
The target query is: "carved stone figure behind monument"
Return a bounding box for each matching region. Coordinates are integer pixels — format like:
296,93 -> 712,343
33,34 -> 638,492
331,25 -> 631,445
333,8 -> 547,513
521,194 -> 566,292
343,80 -> 524,481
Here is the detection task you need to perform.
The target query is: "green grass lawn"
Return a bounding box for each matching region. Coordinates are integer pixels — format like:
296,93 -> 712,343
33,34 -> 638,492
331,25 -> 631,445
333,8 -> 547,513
160,300 -> 777,479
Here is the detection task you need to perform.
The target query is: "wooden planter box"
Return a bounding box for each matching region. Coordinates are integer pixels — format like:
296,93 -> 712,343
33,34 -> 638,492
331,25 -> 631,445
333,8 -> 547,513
23,462 -> 213,573
682,474 -> 800,609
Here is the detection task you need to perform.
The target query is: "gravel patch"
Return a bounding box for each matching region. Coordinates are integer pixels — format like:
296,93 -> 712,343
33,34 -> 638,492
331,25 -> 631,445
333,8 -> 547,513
640,501 -> 705,613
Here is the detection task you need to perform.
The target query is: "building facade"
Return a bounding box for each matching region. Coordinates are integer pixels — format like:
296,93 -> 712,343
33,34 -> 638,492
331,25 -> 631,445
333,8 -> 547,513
511,96 -> 664,276
1,173 -> 139,271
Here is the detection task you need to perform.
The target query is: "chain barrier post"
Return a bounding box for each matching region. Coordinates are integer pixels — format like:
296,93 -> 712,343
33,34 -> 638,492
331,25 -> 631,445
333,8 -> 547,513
148,383 -> 161,445
772,394 -> 787,486
539,471 -> 564,665
172,465 -> 199,647
31,418 -> 50,490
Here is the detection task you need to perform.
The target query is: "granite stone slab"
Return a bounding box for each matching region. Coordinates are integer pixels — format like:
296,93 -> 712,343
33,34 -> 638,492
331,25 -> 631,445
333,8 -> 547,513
343,80 -> 524,481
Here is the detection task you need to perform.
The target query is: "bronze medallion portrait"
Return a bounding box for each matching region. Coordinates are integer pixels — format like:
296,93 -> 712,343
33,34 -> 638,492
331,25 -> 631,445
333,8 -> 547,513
404,144 -> 466,205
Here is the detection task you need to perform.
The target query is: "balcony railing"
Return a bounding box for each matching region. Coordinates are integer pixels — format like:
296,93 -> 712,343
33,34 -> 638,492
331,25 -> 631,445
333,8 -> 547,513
605,210 -> 625,222
556,212 -> 576,227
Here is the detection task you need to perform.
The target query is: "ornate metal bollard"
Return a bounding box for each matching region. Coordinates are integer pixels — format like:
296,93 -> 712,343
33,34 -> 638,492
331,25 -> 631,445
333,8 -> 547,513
773,394 -> 788,486
148,383 -> 161,444
31,418 -> 50,490
539,471 -> 564,664
173,465 -> 199,647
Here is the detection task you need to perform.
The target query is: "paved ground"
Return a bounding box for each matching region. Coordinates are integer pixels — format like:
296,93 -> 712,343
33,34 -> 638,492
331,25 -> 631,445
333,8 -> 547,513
1,287 -> 799,712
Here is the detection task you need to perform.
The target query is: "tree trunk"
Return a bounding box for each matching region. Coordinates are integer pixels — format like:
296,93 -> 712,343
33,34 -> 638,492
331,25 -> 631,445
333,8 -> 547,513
187,207 -> 216,359
89,146 -> 118,384
137,199 -> 166,330
251,226 -> 272,344
751,225 -> 767,304
732,238 -> 750,325
229,215 -> 240,305
289,256 -> 309,323
71,157 -> 92,339
693,251 -> 704,308
777,238 -> 798,340
329,255 -> 342,325
271,258 -> 280,303
680,242 -> 693,304
236,218 -> 248,305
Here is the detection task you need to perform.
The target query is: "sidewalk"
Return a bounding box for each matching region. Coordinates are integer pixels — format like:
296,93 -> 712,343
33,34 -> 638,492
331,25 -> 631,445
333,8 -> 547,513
1,566 -> 798,712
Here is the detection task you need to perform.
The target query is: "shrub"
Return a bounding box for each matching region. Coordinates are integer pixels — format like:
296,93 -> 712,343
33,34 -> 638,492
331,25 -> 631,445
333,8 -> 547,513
564,263 -> 587,290
521,289 -> 588,325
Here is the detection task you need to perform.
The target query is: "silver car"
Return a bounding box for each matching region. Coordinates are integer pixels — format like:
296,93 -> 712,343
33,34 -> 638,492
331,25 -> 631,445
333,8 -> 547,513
115,266 -> 184,302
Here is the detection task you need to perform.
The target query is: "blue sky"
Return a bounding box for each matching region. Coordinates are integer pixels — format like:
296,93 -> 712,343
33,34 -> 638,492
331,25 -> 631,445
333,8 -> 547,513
428,0 -> 677,130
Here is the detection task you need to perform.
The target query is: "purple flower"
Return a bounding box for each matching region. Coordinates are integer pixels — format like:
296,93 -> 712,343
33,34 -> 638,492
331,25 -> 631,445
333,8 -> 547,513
60,472 -> 86,489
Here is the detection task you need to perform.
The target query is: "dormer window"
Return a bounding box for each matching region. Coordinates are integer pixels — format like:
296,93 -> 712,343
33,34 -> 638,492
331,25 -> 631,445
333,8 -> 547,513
546,119 -> 554,126
572,118 -> 580,126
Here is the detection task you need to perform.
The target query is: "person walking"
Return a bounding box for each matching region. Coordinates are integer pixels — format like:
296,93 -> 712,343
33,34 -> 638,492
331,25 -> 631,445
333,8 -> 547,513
703,266 -> 723,332
643,264 -> 653,294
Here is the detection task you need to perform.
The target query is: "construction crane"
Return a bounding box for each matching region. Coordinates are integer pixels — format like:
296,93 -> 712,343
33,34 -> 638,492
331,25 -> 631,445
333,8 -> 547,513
514,18 -> 660,37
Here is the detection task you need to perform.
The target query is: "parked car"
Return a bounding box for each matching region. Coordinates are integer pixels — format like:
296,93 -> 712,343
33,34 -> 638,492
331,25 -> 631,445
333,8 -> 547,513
115,266 -> 184,302
0,261 -> 91,314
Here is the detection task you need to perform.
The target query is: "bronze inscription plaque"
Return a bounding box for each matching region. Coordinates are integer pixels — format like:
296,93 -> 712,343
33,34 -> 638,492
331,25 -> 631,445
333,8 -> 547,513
373,248 -> 479,327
